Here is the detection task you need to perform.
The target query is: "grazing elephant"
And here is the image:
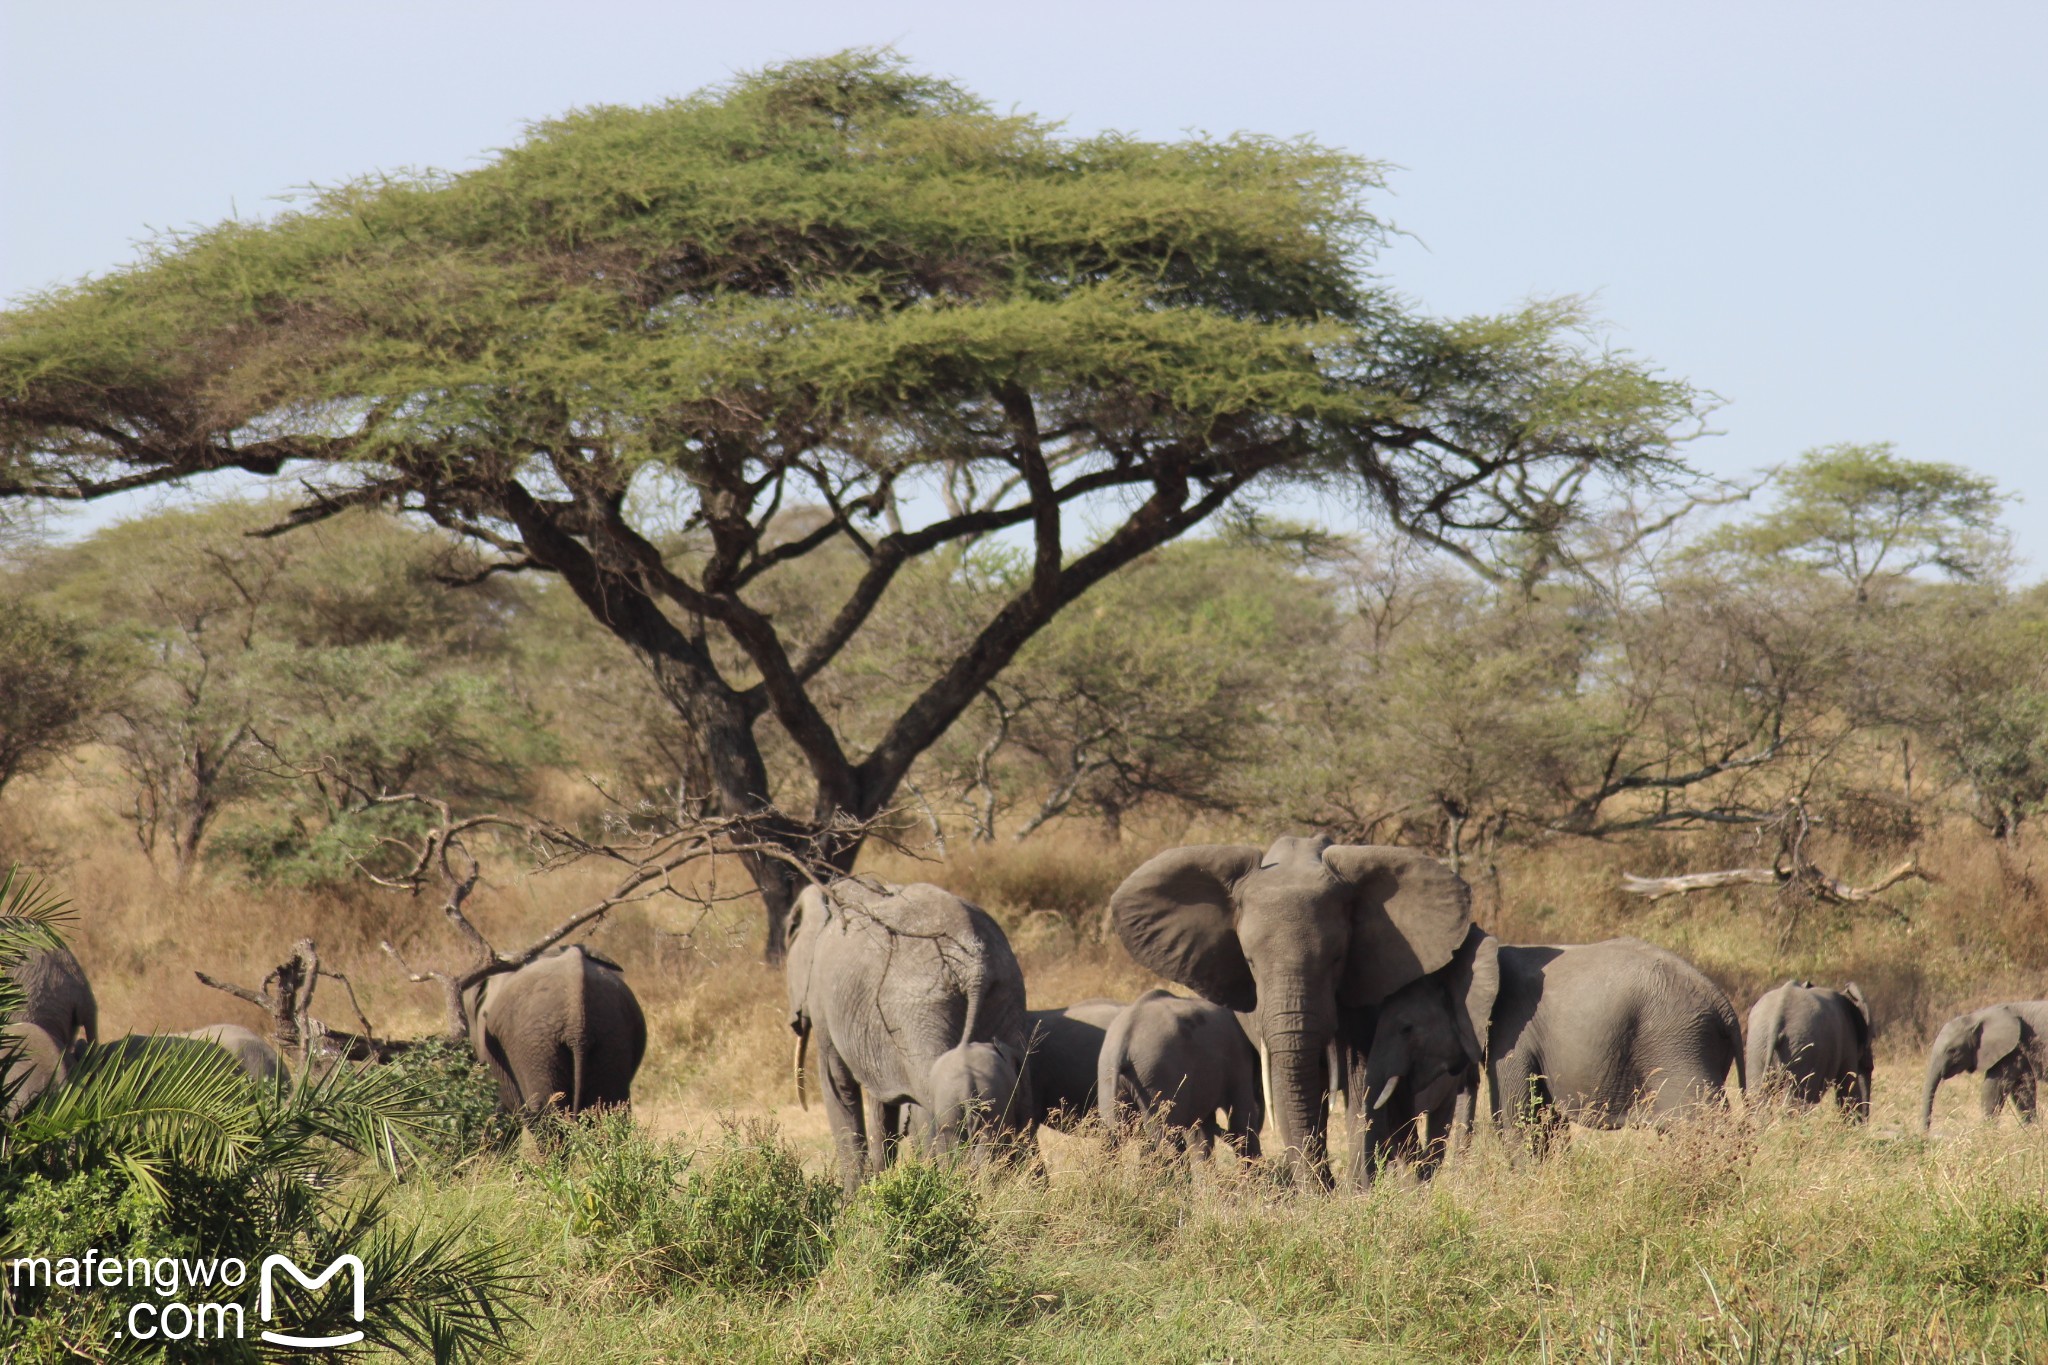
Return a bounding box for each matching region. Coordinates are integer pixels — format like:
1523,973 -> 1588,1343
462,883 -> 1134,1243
1920,1002 -> 2048,1132
1097,990 -> 1263,1159
787,879 -> 1031,1191
5,945 -> 97,1049
182,1024 -> 289,1085
1746,981 -> 1872,1118
1358,932 -> 1746,1176
1110,835 -> 1473,1186
2,1021 -> 69,1115
467,945 -> 647,1124
1025,999 -> 1125,1131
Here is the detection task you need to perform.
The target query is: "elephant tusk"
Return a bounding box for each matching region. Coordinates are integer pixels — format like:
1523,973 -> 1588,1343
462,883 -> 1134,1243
793,1031 -> 810,1112
1257,1038 -> 1273,1128
1372,1073 -> 1402,1111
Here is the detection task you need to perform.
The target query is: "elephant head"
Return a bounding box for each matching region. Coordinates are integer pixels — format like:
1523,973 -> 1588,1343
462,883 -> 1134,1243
1922,1005 -> 2030,1133
1111,835 -> 1472,1185
1357,926 -> 1500,1182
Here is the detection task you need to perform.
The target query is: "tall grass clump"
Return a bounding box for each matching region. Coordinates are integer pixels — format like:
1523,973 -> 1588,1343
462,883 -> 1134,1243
548,1113 -> 839,1293
834,1159 -> 995,1293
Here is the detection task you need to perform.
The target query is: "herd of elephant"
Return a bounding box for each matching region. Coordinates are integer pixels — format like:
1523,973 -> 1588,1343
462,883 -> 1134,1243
1,940 -> 647,1125
3,836 -> 2041,1189
786,836 -> 2048,1192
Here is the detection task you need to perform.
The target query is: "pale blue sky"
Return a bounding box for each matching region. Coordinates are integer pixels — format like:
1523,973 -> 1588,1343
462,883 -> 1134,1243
4,2 -> 2043,566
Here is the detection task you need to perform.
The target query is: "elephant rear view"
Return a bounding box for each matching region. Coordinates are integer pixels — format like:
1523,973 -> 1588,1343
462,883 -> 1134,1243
5,945 -> 97,1050
1097,990 -> 1262,1159
470,945 -> 647,1122
786,879 -> 1030,1191
1745,981 -> 1871,1117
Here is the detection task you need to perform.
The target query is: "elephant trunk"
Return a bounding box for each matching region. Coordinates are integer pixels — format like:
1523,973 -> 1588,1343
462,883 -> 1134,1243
1261,996 -> 1336,1189
1922,1036 -> 1963,1135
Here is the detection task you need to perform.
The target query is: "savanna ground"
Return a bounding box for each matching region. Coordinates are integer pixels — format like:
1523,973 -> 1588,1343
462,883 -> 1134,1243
15,769 -> 2048,1364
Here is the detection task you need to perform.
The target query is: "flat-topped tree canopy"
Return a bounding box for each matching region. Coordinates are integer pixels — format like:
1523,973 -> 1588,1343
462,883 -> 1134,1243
0,51 -> 1706,958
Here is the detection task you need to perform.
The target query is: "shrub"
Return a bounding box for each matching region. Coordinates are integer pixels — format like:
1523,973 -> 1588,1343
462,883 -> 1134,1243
550,1115 -> 840,1294
840,1159 -> 990,1290
379,1036 -> 519,1163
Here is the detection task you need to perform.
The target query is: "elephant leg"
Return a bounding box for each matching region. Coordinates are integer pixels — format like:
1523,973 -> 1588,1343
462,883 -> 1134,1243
1494,1053 -> 1558,1163
1225,1072 -> 1264,1162
2017,1073 -> 2039,1124
1191,1118 -> 1218,1163
1982,1070 -> 2014,1121
816,1036 -> 869,1193
1416,1095 -> 1458,1181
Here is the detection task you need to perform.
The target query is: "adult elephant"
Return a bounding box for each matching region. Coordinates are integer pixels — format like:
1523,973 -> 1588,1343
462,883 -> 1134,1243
1109,835 -> 1473,1187
1357,932 -> 1746,1177
467,944 -> 647,1124
787,879 -> 1031,1191
5,945 -> 97,1050
1025,999 -> 1124,1131
1097,990 -> 1262,1159
1921,1002 -> 2048,1132
1746,981 -> 1871,1118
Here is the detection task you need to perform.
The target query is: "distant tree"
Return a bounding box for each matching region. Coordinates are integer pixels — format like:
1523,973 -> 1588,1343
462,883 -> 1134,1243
0,600 -> 118,800
924,534 -> 1333,841
21,504 -> 545,880
0,53 -> 1708,955
1714,443 -> 2008,602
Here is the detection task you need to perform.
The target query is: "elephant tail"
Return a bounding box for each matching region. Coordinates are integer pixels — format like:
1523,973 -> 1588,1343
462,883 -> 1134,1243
1725,1000 -> 1749,1097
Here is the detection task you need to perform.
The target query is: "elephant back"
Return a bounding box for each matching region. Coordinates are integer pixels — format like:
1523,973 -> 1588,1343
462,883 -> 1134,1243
821,879 -> 1029,1055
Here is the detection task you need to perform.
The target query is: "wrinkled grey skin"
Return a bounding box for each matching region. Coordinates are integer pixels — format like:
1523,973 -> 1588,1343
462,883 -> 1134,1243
1025,999 -> 1124,1131
5,945 -> 97,1048
1098,990 -> 1263,1160
181,1023 -> 289,1085
2,1021 -> 69,1115
1359,934 -> 1745,1174
1746,981 -> 1872,1118
1111,836 -> 1472,1188
1920,1002 -> 2048,1133
467,945 -> 647,1124
787,879 -> 1031,1192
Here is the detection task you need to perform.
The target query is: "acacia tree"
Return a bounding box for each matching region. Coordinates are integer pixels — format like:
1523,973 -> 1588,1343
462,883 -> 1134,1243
0,53 -> 1706,956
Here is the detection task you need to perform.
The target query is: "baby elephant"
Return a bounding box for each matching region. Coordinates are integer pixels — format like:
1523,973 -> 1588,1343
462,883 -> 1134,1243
1746,981 -> 1872,1118
182,1024 -> 289,1085
1098,990 -> 1263,1159
1921,1002 -> 2048,1133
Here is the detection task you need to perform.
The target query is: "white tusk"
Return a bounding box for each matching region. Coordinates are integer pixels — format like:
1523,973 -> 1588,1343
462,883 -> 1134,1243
1372,1073 -> 1402,1111
794,1031 -> 810,1111
1257,1038 -> 1273,1126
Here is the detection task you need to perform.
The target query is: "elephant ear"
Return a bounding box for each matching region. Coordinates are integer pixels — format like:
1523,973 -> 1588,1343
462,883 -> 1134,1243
1321,845 -> 1474,1007
1445,927 -> 1502,1063
1980,1009 -> 2025,1071
1841,982 -> 1870,1026
1111,845 -> 1262,1012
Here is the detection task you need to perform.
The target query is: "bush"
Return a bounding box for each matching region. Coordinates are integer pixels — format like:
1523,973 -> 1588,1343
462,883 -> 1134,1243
549,1115 -> 840,1294
378,1036 -> 520,1163
837,1159 -> 992,1292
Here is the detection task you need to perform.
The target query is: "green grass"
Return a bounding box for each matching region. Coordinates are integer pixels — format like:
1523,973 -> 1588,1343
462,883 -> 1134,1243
378,1103 -> 2048,1363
